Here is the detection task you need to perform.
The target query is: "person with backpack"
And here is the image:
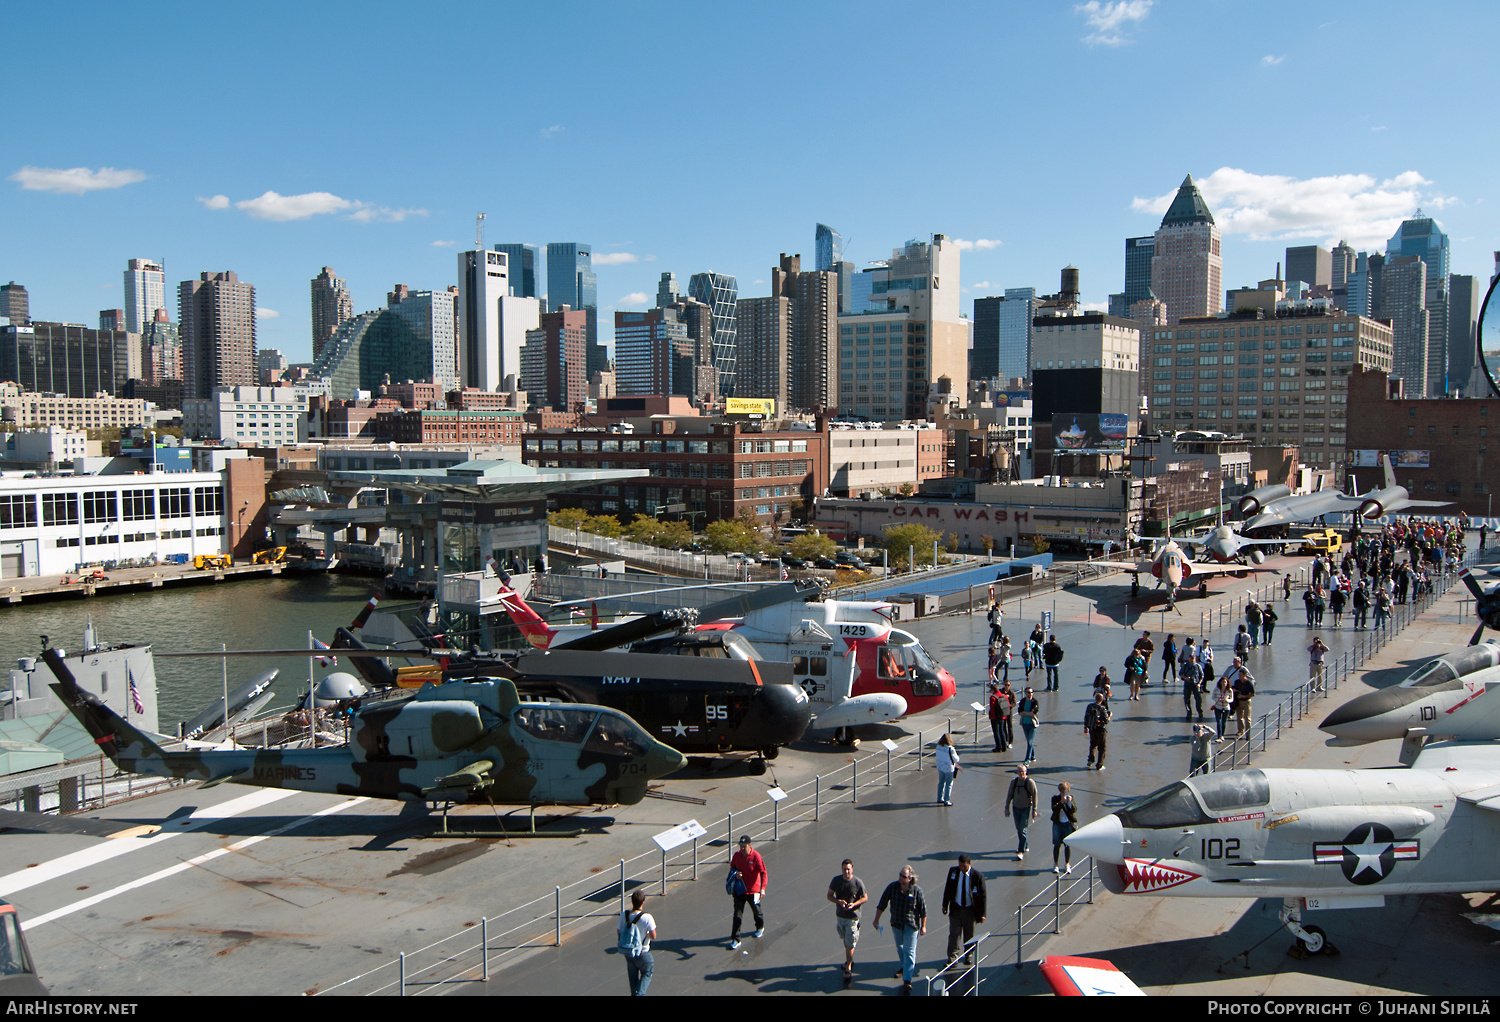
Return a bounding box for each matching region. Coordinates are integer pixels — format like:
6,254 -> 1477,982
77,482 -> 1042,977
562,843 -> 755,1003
1181,649 -> 1204,722
1017,686 -> 1041,763
617,890 -> 657,996
1083,691 -> 1111,771
727,835 -> 768,949
987,682 -> 1014,753
1004,764 -> 1040,861
1245,601 -> 1262,647
1124,647 -> 1147,701
1233,625 -> 1252,660
1199,639 -> 1216,691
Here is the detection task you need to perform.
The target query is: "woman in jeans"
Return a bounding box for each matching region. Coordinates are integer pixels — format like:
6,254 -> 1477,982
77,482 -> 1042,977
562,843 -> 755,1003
1051,781 -> 1078,874
1017,687 -> 1041,763
1212,675 -> 1235,740
934,733 -> 960,806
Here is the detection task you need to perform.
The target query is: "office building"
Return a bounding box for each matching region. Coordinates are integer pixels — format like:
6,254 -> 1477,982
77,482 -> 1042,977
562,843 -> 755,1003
1383,255 -> 1431,398
1387,215 -> 1452,396
688,272 -> 739,397
388,284 -> 462,392
1285,245 -> 1332,289
972,287 -> 1037,384
614,307 -> 694,397
492,244 -> 540,298
1,392 -> 151,431
1450,274 -> 1481,397
815,223 -> 844,271
655,272 -> 679,309
124,259 -> 167,334
98,310 -> 125,331
1346,251 -> 1384,318
180,271 -> 256,402
457,248 -> 509,390
310,267 -> 353,361
182,384 -> 313,444
0,321 -> 141,398
0,283 -> 28,325
1151,175 -> 1222,323
1108,236 -> 1155,317
520,307 -> 587,413
657,295 -> 717,401
547,243 -> 603,378
837,235 -> 966,421
1146,299 -> 1393,472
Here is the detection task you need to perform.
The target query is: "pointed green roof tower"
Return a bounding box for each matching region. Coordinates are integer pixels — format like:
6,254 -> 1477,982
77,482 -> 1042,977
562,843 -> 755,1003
1160,174 -> 1215,226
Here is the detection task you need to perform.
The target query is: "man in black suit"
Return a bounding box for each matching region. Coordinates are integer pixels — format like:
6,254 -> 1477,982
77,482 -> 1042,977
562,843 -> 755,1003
940,853 -> 986,965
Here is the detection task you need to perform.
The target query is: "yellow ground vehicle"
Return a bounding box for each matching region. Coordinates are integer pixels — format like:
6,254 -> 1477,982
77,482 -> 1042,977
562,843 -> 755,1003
193,554 -> 233,570
251,546 -> 288,565
1297,529 -> 1342,556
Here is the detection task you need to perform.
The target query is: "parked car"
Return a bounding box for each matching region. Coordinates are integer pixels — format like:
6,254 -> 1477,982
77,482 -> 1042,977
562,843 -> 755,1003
780,554 -> 809,569
835,552 -> 867,570
812,556 -> 839,570
724,551 -> 752,563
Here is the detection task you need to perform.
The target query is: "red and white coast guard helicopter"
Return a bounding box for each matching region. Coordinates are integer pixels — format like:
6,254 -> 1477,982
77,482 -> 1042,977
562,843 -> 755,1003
493,581 -> 956,745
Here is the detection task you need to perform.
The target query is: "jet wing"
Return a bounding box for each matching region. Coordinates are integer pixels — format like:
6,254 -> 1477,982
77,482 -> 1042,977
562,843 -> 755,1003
1092,559 -> 1150,573
1038,956 -> 1145,996
1186,562 -> 1272,577
1241,492 -> 1363,532
1457,784 -> 1500,812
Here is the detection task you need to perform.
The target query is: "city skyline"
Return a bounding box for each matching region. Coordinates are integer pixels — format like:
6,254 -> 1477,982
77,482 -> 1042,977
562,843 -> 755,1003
5,2 -> 1499,367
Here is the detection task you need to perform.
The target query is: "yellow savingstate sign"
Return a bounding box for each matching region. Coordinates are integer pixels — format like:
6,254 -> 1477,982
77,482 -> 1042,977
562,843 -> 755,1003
725,397 -> 776,418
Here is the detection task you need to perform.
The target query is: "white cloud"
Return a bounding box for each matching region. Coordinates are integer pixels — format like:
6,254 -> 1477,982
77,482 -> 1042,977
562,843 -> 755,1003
594,252 -> 639,265
540,124 -> 564,138
1261,54 -> 1284,66
256,308 -> 280,319
972,280 -> 994,290
235,190 -> 354,221
10,165 -> 147,195
197,194 -> 231,210
349,205 -> 428,223
1372,125 -> 1388,132
1083,302 -> 1110,313
1074,0 -> 1152,45
1131,167 -> 1452,248
431,239 -> 456,247
618,292 -> 651,306
951,237 -> 1002,251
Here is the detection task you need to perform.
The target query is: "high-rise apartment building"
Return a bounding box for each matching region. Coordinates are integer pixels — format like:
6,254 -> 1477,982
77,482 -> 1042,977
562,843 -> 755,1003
310,267 -> 353,361
492,244 -> 540,298
1151,175 -> 1222,323
141,308 -> 182,384
257,348 -> 288,384
1285,245 -> 1332,289
179,271 -> 256,401
972,288 -> 1037,384
614,308 -> 694,397
1108,237 -> 1155,317
815,223 -> 844,271
546,243 -> 603,379
736,254 -> 839,412
733,296 -> 791,408
1,283 -> 28,325
1387,215 -> 1451,396
688,272 -> 739,397
123,259 -> 166,334
520,307 -> 587,413
1149,305 -> 1393,471
837,235 -> 965,420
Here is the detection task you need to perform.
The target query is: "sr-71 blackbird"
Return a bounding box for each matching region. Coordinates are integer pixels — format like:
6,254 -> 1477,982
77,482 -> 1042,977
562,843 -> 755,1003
1238,454 -> 1449,532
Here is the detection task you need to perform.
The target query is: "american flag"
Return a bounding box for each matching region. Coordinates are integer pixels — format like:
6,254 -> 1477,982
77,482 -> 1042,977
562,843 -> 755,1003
128,668 -> 145,715
312,638 -> 337,667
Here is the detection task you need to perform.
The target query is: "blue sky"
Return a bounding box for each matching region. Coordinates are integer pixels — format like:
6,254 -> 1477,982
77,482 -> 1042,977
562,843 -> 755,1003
5,1 -> 1497,364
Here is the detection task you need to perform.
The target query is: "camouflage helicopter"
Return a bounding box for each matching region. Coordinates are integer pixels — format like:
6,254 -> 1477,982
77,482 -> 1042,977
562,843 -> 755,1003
42,648 -> 686,808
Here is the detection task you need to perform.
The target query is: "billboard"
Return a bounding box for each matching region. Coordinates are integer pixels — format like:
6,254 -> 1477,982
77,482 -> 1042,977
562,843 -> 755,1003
725,397 -> 776,418
1390,449 -> 1431,469
1051,412 -> 1128,452
1348,449 -> 1381,467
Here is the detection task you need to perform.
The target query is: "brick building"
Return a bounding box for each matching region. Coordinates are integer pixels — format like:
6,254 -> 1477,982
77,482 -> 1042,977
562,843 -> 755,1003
1345,364 -> 1497,517
372,408 -> 524,445
521,421 -> 829,525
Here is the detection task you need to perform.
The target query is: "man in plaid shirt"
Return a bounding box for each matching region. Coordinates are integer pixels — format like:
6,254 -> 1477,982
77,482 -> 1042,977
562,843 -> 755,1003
873,865 -> 928,994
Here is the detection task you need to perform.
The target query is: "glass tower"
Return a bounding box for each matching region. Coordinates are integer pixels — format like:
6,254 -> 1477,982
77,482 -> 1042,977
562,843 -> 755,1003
1387,215 -> 1451,394
546,243 -> 601,377
493,244 -> 539,298
815,223 -> 844,272
687,272 -> 738,396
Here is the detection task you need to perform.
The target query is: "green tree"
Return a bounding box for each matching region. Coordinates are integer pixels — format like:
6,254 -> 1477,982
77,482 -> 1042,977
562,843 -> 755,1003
704,519 -> 763,554
584,514 -> 623,538
882,523 -> 942,569
788,531 -> 836,560
549,508 -> 591,531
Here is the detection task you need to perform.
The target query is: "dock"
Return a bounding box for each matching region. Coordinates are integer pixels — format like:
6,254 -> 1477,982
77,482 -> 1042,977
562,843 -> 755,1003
0,561 -> 291,604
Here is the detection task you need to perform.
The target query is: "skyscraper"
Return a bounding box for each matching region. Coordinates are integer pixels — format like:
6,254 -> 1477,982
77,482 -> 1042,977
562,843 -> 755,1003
815,223 -> 844,271
458,248 -> 531,391
688,272 -> 739,397
520,307 -> 587,412
1285,245 -> 1332,289
655,272 -> 679,309
1151,175 -> 1222,323
1,282 -> 28,325
733,295 -> 791,408
492,243 -> 540,298
1449,274 -> 1481,396
1387,214 -> 1451,395
614,308 -> 693,397
972,288 -> 1037,384
1331,240 -> 1357,308
141,308 -> 181,383
546,243 -> 603,378
310,267 -> 352,361
179,271 -> 256,401
1383,255 -> 1430,396
1108,237 -> 1155,317
386,284 -> 463,392
124,258 -> 166,334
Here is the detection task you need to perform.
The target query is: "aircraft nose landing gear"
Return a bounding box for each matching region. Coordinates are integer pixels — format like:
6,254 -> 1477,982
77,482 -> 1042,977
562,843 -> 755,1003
1280,898 -> 1339,959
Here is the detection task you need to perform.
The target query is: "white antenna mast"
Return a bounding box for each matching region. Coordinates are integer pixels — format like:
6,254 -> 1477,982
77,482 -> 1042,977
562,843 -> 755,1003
475,212 -> 487,251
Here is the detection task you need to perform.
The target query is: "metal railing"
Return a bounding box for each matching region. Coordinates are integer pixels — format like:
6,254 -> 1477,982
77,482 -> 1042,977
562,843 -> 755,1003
317,722 -> 964,996
1010,859 -> 1098,969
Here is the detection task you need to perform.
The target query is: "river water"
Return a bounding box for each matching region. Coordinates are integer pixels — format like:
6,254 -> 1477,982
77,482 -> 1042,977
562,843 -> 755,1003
1,574 -> 386,728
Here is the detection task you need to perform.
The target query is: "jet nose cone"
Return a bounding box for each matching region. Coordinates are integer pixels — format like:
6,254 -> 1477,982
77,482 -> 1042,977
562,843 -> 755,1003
646,740 -> 688,779
754,682 -> 815,744
1318,686 -> 1429,743
1065,813 -> 1126,865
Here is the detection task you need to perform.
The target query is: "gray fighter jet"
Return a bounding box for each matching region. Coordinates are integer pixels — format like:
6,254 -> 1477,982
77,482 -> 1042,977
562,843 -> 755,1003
1238,454 -> 1449,532
1065,741 -> 1500,955
1320,637 -> 1500,751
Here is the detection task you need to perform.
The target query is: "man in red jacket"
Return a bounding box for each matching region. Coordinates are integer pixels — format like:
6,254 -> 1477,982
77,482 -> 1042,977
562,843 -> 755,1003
729,835 -> 768,949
